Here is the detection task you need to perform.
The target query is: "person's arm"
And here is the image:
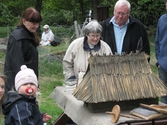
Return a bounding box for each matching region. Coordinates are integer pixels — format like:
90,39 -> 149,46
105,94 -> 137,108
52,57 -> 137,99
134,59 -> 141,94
63,42 -> 77,85
63,50 -> 76,80
42,113 -> 52,122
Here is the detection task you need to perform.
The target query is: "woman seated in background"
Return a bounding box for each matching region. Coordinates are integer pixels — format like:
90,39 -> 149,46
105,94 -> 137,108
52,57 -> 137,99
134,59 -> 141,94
63,20 -> 112,86
40,24 -> 55,46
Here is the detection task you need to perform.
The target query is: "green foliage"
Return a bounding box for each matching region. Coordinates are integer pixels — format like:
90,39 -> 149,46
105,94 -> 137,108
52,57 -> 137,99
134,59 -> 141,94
53,25 -> 75,38
41,9 -> 74,25
0,3 -> 18,26
41,0 -> 91,25
0,0 -> 36,26
0,27 -> 8,38
71,1 -> 83,22
0,0 -> 166,27
149,35 -> 158,75
0,26 -> 15,38
5,0 -> 36,16
63,11 -> 74,24
130,0 -> 165,26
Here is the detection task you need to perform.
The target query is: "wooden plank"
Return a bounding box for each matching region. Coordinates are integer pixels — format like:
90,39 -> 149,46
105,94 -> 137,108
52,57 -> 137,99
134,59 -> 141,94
52,112 -> 76,125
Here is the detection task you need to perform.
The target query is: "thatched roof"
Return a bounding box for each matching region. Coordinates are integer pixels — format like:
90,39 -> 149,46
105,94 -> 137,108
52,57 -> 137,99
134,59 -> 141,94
73,52 -> 167,103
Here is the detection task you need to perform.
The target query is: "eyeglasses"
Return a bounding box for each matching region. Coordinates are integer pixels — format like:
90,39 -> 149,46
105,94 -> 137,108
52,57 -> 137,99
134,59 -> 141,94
88,34 -> 101,39
115,11 -> 128,17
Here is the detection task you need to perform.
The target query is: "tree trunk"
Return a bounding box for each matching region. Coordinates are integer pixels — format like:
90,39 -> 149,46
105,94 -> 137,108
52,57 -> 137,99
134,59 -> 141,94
35,0 -> 42,36
91,0 -> 99,20
78,0 -> 85,22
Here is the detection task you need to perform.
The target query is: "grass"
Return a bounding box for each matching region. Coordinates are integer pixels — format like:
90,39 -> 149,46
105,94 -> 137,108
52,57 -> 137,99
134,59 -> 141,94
149,36 -> 158,75
37,42 -> 70,124
38,78 -> 63,124
0,26 -> 15,38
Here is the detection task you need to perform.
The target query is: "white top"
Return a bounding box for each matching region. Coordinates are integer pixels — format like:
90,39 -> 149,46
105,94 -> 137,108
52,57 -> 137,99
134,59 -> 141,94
40,29 -> 54,46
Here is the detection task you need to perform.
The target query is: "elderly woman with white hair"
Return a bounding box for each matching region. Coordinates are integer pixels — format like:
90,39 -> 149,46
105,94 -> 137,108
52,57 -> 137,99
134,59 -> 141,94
63,20 -> 112,86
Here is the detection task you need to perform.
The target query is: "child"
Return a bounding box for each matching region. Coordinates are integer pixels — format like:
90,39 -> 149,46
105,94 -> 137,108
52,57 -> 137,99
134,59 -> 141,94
0,75 -> 5,124
0,75 -> 5,100
2,65 -> 52,125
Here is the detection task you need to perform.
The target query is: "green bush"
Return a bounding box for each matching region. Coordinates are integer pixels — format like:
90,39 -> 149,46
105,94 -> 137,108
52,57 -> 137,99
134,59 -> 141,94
130,0 -> 165,26
0,3 -> 19,27
41,9 -> 74,26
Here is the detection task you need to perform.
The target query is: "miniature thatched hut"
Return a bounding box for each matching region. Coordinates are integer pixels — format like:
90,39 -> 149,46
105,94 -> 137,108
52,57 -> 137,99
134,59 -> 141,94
73,52 -> 167,112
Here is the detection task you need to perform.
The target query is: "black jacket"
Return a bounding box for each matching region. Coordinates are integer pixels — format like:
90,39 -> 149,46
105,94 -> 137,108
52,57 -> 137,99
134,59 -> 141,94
4,25 -> 38,94
2,91 -> 43,125
101,16 -> 150,56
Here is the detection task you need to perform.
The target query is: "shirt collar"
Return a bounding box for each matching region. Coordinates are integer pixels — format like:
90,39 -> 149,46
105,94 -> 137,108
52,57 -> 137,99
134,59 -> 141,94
110,16 -> 129,28
83,36 -> 101,51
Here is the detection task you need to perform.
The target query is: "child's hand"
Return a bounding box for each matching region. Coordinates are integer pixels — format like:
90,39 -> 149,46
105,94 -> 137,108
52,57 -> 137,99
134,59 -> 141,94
43,113 -> 52,122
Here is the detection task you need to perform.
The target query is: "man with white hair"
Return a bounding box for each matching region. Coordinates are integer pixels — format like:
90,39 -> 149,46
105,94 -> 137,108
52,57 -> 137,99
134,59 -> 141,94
101,0 -> 150,58
40,24 -> 54,46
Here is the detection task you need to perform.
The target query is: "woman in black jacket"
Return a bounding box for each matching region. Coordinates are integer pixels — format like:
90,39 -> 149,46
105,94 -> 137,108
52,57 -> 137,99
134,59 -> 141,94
4,7 -> 42,95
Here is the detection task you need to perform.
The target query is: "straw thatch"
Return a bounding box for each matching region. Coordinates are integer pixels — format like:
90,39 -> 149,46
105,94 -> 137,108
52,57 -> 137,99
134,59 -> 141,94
73,52 -> 167,103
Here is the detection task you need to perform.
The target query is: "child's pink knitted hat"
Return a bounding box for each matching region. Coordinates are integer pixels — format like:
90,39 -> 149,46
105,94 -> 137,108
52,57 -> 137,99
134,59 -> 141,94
15,65 -> 38,91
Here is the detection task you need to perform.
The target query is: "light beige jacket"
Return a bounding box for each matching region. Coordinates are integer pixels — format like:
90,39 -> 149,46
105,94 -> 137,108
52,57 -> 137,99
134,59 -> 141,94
63,37 -> 112,81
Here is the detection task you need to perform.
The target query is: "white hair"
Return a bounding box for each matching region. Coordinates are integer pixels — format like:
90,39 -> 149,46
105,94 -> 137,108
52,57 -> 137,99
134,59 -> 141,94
84,20 -> 102,35
114,0 -> 131,11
